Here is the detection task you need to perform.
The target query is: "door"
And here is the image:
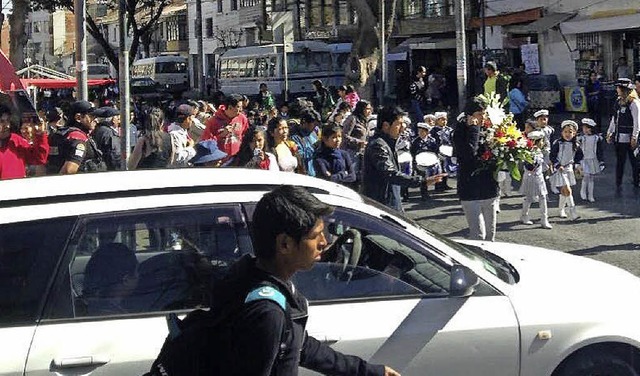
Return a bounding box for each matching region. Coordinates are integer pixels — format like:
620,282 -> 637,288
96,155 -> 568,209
25,204 -> 252,375
293,207 -> 520,376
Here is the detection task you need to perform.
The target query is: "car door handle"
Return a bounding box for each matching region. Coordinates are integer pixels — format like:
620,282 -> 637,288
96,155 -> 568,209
52,356 -> 110,369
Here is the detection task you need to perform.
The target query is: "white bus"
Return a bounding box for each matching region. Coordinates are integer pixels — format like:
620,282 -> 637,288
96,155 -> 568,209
131,55 -> 189,93
217,41 -> 347,98
68,64 -> 114,80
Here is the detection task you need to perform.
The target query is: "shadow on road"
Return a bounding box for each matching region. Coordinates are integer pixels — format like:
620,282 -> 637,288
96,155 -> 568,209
569,243 -> 640,256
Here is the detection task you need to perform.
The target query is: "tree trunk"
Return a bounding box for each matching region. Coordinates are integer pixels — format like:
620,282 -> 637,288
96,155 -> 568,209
9,0 -> 30,69
86,14 -> 119,70
345,0 -> 396,104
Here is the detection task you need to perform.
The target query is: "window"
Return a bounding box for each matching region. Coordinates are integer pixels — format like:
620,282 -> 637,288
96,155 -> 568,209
205,18 -> 213,38
287,51 -> 332,74
401,0 -> 423,18
230,0 -> 238,11
218,0 -> 223,13
290,207 -> 452,302
0,218 -> 76,326
51,205 -> 251,319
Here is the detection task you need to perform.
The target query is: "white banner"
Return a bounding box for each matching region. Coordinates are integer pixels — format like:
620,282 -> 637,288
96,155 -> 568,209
521,44 -> 540,74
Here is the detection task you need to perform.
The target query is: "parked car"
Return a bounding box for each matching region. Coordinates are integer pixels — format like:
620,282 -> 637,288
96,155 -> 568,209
1,169 -> 640,376
130,77 -> 172,102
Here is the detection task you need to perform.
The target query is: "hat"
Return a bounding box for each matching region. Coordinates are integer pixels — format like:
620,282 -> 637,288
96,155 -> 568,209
561,120 -> 578,131
533,109 -> 549,118
417,122 -> 430,130
464,98 -> 485,115
581,118 -> 597,127
456,112 -> 466,122
615,78 -> 635,90
93,107 -> 119,118
69,100 -> 94,117
45,107 -> 64,122
176,104 -> 194,117
484,61 -> 498,71
190,140 -> 228,165
434,112 -> 448,120
423,114 -> 436,122
527,130 -> 545,140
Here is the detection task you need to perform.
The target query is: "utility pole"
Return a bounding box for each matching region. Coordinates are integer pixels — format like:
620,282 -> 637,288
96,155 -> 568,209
195,0 -> 205,95
119,0 -> 131,167
481,0 -> 486,61
455,0 -> 467,112
379,0 -> 385,106
74,0 -> 88,100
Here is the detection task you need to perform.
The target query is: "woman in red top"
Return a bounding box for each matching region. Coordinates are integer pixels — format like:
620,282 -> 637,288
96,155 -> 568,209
0,107 -> 49,180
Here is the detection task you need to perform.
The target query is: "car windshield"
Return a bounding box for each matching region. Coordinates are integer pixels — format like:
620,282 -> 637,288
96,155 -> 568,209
361,196 -> 519,285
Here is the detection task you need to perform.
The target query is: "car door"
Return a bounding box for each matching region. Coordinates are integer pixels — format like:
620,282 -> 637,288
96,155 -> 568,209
0,218 -> 76,376
293,207 -> 520,376
24,204 -> 251,375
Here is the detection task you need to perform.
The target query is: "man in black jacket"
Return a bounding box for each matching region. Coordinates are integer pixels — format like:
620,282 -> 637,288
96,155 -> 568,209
92,106 -> 124,171
213,185 -> 400,376
362,106 -> 444,211
452,99 -> 500,241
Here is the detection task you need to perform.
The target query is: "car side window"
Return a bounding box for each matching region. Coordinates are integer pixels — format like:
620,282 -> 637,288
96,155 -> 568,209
293,207 -> 451,302
51,205 -> 251,319
0,218 -> 76,327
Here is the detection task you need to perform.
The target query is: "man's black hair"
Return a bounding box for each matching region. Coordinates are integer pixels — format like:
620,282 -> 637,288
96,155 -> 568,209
0,104 -> 12,117
252,185 -> 334,259
376,105 -> 407,130
224,94 -> 243,108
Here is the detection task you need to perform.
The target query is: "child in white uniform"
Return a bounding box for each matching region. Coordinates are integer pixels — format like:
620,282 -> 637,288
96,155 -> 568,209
578,118 -> 603,202
550,120 -> 584,220
520,130 -> 552,229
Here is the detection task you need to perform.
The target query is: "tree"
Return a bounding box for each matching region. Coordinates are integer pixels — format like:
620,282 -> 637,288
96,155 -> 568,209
31,0 -> 172,74
9,0 -> 30,69
344,0 -> 397,101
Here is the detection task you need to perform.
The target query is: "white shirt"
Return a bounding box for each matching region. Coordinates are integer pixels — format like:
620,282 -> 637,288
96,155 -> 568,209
607,99 -> 640,143
168,123 -> 196,167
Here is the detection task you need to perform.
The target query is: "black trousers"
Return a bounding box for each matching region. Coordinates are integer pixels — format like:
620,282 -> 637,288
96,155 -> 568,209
614,142 -> 639,186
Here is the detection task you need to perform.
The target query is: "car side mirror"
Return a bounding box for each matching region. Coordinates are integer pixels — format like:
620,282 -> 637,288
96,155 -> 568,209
450,264 -> 479,298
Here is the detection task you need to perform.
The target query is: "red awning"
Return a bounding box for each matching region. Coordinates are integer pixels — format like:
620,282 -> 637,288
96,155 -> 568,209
20,78 -> 116,89
0,50 -> 26,91
469,7 -> 543,28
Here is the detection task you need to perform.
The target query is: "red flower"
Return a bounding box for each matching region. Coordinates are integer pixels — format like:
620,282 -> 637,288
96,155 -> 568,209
495,130 -> 506,138
506,140 -> 517,149
481,150 -> 493,161
526,139 -> 534,148
483,119 -> 492,128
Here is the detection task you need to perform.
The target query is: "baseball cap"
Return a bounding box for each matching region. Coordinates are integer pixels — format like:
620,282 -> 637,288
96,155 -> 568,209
93,107 -> 120,118
69,100 -> 95,117
190,140 -> 228,165
46,107 -> 64,122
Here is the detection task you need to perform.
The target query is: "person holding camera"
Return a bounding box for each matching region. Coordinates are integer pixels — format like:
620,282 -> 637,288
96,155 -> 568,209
0,105 -> 49,180
232,126 -> 279,170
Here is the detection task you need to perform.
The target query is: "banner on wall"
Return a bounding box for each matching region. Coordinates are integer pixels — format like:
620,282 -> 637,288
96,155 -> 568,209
564,86 -> 588,112
520,44 -> 540,74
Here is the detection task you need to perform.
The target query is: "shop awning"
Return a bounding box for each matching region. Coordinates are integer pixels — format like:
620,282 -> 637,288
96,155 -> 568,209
505,12 -> 576,34
0,50 -> 25,91
560,13 -> 640,34
469,7 -> 542,28
21,78 -> 116,89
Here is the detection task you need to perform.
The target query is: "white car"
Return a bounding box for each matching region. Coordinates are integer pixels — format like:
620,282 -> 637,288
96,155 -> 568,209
1,169 -> 639,376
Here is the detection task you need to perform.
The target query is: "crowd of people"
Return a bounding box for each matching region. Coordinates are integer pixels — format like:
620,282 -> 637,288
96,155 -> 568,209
1,74 -> 639,242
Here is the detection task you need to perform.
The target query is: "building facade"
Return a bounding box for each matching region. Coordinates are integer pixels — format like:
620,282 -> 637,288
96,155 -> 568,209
24,9 -> 75,72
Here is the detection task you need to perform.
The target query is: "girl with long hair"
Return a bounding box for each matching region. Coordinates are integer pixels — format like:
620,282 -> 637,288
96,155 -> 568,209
266,117 -> 301,173
128,107 -> 173,170
233,127 -> 279,170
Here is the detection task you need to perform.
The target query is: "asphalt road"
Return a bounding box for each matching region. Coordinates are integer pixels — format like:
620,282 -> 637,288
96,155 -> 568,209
403,142 -> 640,277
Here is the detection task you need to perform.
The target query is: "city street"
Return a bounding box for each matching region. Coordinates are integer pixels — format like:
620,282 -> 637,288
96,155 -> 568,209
405,142 -> 640,277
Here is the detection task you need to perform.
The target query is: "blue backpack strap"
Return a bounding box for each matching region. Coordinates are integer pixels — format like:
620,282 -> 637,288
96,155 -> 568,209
244,285 -> 287,311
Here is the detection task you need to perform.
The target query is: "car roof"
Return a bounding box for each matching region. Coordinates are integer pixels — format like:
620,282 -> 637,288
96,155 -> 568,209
0,168 -> 362,206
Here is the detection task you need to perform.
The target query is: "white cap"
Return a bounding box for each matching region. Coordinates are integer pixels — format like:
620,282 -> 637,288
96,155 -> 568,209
423,114 -> 436,122
434,112 -> 448,120
561,120 -> 578,130
581,118 -> 597,127
456,112 -> 466,122
527,130 -> 545,140
417,122 -> 430,130
534,109 -> 549,118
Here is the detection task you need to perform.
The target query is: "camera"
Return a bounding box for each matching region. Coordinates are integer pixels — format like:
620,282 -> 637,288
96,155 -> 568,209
254,148 -> 262,157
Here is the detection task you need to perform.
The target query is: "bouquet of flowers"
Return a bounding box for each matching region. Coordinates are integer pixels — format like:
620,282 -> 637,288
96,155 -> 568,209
474,93 -> 535,181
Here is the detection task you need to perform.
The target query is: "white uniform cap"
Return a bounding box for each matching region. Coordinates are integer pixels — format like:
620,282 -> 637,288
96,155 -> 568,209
561,120 -> 578,130
581,118 -> 597,127
533,109 -> 549,118
456,112 -> 466,122
434,112 -> 448,120
417,122 -> 431,130
423,114 -> 436,122
527,130 -> 545,140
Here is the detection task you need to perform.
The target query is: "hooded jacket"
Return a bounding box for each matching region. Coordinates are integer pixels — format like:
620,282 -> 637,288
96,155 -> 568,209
212,255 -> 384,376
202,105 -> 249,157
0,132 -> 49,180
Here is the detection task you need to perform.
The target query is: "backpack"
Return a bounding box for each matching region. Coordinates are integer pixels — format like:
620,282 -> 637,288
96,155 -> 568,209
146,284 -> 290,376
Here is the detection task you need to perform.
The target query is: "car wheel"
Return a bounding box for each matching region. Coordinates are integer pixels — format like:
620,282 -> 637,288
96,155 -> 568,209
560,350 -> 639,376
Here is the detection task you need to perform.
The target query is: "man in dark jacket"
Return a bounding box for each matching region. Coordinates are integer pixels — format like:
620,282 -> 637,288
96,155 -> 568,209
362,106 -> 444,211
212,185 -> 400,376
452,99 -> 500,241
92,107 -> 123,171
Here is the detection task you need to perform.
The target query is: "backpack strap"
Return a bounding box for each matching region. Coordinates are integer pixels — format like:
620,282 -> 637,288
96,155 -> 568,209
244,285 -> 286,311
